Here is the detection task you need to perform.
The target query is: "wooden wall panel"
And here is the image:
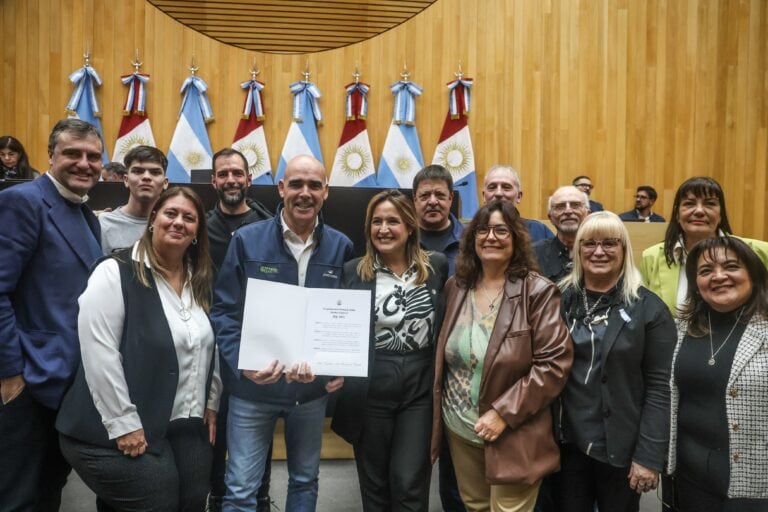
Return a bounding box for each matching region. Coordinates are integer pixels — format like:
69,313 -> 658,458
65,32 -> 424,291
0,0 -> 766,239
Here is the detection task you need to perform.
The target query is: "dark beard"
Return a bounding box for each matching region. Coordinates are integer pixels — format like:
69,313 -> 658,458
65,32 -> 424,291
218,186 -> 245,207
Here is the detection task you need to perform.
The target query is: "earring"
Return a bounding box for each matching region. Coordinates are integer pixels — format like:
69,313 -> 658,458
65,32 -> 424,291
149,225 -> 154,233
192,237 -> 198,245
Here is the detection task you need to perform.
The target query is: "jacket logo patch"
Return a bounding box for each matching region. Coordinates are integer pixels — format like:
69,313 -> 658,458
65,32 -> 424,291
322,269 -> 338,279
259,265 -> 279,274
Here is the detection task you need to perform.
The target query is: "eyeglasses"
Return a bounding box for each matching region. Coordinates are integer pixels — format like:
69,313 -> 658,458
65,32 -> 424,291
552,201 -> 585,213
580,238 -> 622,253
475,224 -> 511,239
575,183 -> 593,190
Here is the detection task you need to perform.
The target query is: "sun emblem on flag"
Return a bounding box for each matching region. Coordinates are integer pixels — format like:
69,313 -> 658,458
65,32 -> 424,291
340,145 -> 371,178
436,141 -> 473,176
396,156 -> 414,175
118,135 -> 152,156
185,151 -> 204,168
235,142 -> 268,176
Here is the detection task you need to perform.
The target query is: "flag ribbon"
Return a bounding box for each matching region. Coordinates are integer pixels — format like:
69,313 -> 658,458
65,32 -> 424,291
345,82 -> 369,120
66,65 -> 103,117
289,81 -> 322,123
179,75 -> 214,122
120,73 -> 150,116
447,78 -> 473,118
240,79 -> 266,120
390,80 -> 423,125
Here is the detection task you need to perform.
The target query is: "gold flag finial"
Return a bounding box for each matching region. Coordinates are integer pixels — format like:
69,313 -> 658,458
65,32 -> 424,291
189,54 -> 199,76
400,61 -> 410,81
131,49 -> 143,73
302,58 -> 311,82
353,63 -> 361,84
455,60 -> 464,80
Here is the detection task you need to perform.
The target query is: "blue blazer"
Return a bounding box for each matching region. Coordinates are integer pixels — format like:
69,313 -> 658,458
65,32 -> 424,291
0,176 -> 101,409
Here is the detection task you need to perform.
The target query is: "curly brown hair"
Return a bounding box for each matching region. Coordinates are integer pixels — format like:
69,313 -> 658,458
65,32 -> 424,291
454,200 -> 538,288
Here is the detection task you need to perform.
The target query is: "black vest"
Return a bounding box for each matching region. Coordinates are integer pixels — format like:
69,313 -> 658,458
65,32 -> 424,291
56,253 -> 185,454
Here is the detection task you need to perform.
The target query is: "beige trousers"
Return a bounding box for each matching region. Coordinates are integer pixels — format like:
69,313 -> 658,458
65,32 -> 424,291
446,428 -> 541,512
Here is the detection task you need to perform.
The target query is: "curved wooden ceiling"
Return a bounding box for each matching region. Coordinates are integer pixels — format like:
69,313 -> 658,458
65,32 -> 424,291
148,0 -> 437,54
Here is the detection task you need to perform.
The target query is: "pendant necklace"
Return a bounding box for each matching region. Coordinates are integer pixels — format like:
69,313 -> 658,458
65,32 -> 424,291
581,287 -> 606,325
707,308 -> 744,366
479,283 -> 504,310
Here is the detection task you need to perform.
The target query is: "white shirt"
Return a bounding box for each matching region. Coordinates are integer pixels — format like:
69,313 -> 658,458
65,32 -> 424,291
78,243 -> 221,439
46,172 -> 89,203
281,210 -> 317,287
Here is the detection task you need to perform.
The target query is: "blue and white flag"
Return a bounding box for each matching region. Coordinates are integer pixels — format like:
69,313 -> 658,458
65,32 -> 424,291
167,75 -> 214,183
376,80 -> 424,188
275,80 -> 323,182
66,64 -> 109,163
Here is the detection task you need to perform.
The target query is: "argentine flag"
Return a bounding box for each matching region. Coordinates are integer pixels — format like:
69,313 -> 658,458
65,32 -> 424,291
167,75 -> 214,183
275,81 -> 323,181
432,78 -> 479,219
66,64 -> 109,164
376,80 -> 424,188
233,79 -> 272,184
329,82 -> 376,187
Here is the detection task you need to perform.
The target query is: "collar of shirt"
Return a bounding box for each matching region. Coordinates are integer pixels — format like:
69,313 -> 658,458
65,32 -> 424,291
46,172 -> 89,204
280,210 -> 317,250
673,229 -> 727,264
635,209 -> 652,222
373,255 -> 417,281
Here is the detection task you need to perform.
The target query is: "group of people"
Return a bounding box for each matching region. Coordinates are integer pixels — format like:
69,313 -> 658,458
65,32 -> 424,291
0,117 -> 766,512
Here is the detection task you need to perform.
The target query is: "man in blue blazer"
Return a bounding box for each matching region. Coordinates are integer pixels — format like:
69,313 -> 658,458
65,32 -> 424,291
0,119 -> 104,511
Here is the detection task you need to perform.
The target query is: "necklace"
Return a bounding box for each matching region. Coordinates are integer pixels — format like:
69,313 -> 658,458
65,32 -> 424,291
479,283 -> 504,310
706,308 -> 744,366
581,287 -> 606,325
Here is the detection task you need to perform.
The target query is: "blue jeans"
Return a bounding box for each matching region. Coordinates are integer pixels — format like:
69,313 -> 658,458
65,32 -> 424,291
223,394 -> 328,512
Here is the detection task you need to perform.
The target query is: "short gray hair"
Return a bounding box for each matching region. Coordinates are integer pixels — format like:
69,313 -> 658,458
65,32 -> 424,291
485,164 -> 522,190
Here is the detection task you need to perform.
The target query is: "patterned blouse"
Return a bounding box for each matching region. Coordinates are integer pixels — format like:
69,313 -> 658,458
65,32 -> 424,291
442,290 -> 499,444
373,261 -> 435,352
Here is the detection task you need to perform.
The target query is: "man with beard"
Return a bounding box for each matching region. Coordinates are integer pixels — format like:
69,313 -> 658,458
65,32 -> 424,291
99,146 -> 168,255
619,185 -> 665,222
206,148 -> 272,511
207,148 -> 272,274
533,186 -> 590,282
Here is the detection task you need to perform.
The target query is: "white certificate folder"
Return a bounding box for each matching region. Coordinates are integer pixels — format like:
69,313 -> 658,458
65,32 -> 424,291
238,278 -> 371,377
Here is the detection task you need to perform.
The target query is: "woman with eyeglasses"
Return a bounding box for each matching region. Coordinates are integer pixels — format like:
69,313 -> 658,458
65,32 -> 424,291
430,200 -> 573,511
640,176 -> 768,313
551,211 -> 676,512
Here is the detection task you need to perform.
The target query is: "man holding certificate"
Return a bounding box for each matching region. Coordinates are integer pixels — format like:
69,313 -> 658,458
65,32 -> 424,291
211,155 -> 353,512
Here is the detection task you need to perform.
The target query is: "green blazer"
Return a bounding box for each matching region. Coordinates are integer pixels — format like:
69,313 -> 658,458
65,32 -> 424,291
639,236 -> 768,313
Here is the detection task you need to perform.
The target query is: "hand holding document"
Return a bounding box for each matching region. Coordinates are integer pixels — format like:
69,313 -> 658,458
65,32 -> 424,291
238,279 -> 371,377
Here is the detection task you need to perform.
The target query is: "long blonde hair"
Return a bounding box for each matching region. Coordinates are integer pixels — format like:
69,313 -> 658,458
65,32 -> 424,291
560,211 -> 643,304
357,189 -> 431,283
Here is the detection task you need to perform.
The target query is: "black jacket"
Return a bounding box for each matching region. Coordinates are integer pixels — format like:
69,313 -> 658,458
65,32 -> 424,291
56,252 -> 214,454
331,252 -> 448,444
206,198 -> 272,273
556,286 -> 676,471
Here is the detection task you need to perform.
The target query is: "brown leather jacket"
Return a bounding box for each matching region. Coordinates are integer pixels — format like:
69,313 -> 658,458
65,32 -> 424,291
431,273 -> 573,485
